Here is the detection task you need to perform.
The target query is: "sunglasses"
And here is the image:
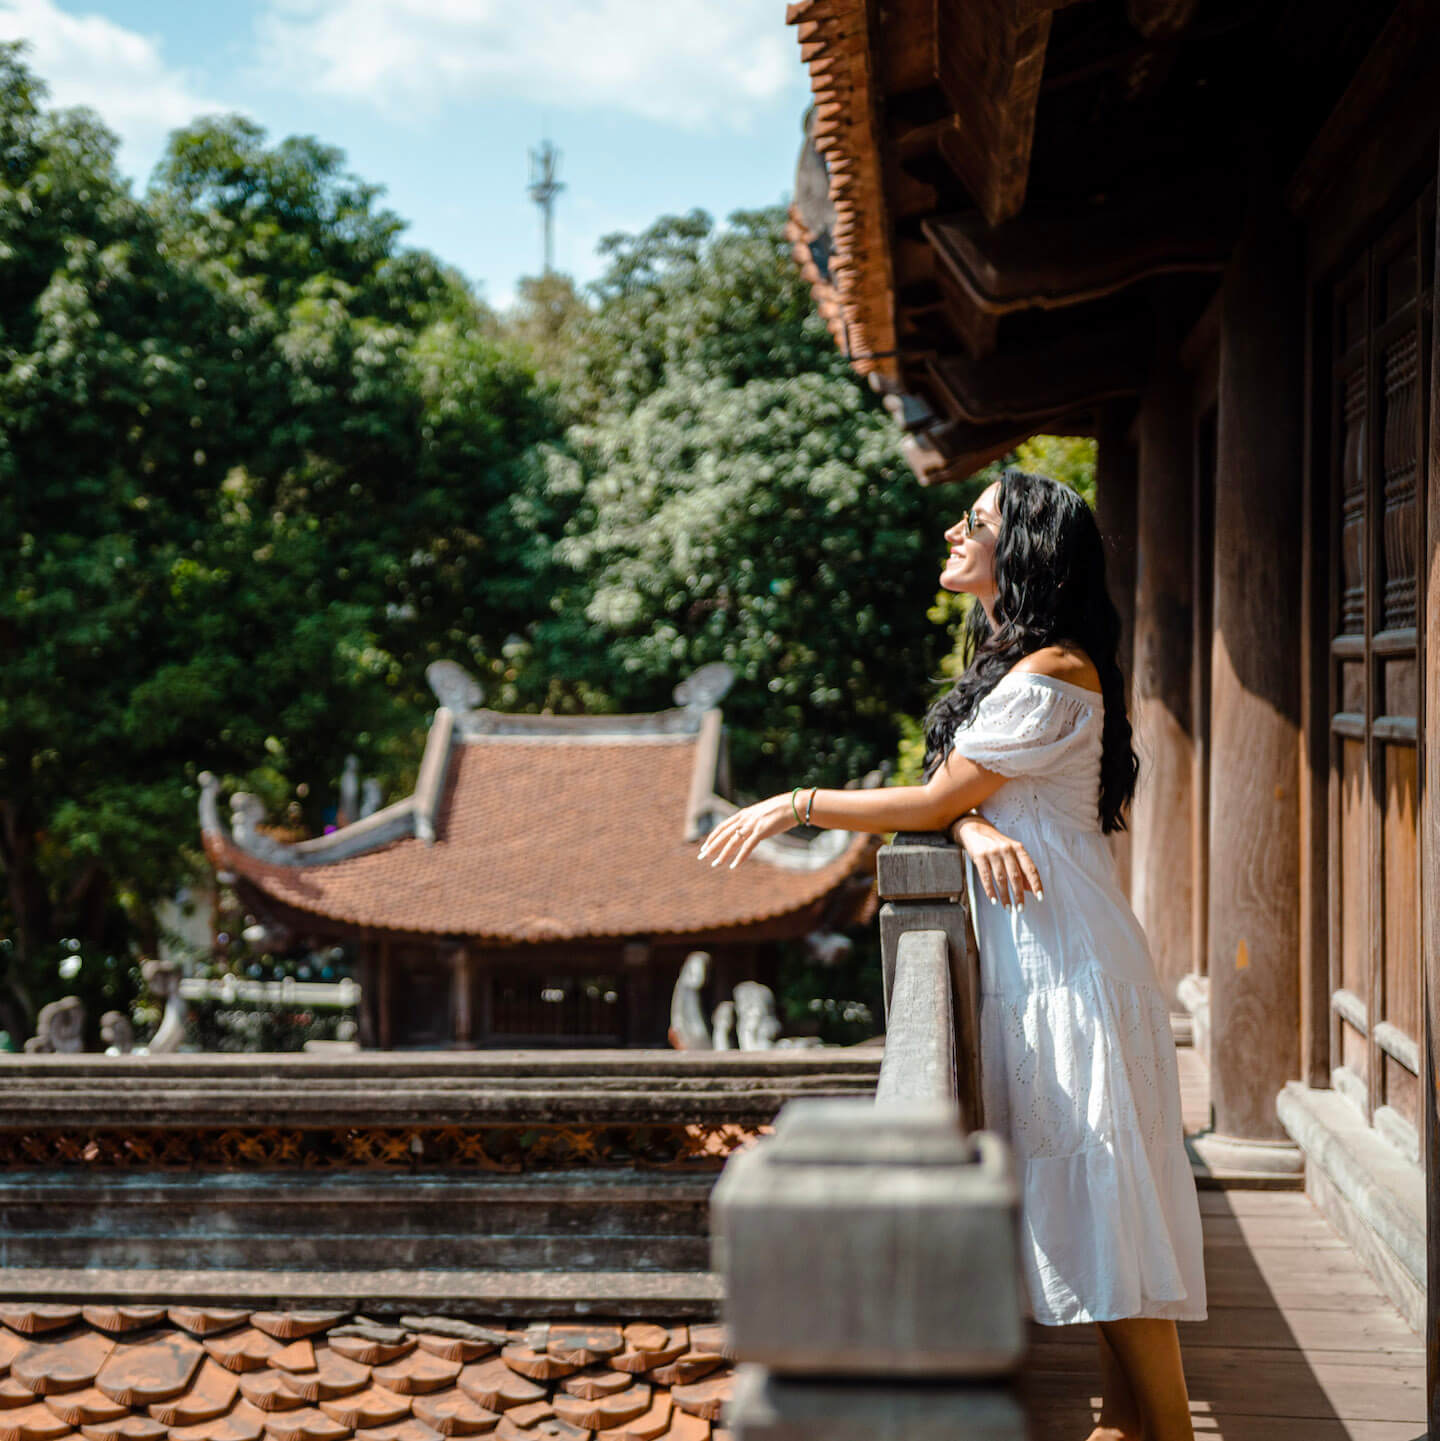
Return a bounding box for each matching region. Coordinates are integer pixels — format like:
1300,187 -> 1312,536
960,504 -> 993,537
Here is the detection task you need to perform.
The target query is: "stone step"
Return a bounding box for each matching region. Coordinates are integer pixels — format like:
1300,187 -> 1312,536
0,1169 -> 717,1273
0,1266 -> 725,1319
1,1232 -> 713,1271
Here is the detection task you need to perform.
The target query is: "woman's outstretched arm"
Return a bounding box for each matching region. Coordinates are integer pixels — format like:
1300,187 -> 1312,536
697,751 -> 1009,870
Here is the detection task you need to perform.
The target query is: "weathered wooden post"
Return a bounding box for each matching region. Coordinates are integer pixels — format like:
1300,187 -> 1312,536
1132,355 -> 1197,1004
712,834 -> 1026,1439
1198,164 -> 1305,1180
1097,404 -> 1140,898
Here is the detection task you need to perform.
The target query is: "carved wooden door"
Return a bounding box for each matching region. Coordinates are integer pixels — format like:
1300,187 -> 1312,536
1327,180 -> 1434,1159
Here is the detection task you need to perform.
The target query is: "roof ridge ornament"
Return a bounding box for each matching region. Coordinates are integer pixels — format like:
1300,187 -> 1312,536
426,660 -> 485,718
673,662 -> 736,712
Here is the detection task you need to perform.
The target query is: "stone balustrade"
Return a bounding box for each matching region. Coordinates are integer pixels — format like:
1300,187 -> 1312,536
0,1050 -> 877,1315
711,833 -> 1027,1439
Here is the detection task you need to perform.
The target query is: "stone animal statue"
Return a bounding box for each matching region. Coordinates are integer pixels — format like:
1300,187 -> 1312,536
23,996 -> 85,1053
100,1011 -> 134,1055
734,981 -> 782,1051
142,958 -> 188,1054
668,951 -> 713,1050
712,1000 -> 736,1051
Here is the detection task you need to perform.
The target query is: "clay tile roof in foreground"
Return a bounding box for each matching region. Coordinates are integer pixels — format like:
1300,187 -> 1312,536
200,665 -> 876,945
0,1304 -> 735,1441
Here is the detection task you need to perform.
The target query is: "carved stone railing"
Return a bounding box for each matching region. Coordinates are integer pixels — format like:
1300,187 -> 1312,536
711,833 -> 1026,1439
0,1050 -> 878,1314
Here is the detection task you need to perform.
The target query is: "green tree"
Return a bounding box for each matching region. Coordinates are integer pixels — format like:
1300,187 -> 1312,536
519,207 -> 960,793
0,57 -> 560,1040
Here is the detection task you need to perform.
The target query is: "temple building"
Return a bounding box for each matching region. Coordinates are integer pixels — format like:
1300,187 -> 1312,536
784,0 -> 1440,1395
200,663 -> 876,1050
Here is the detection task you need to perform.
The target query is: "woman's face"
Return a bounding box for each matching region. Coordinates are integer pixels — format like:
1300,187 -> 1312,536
939,479 -> 1001,602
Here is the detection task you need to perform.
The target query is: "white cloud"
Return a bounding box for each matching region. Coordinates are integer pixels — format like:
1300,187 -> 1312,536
255,0 -> 801,130
0,0 -> 227,178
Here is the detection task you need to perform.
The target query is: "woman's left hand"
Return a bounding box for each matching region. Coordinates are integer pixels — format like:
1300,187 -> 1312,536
697,794 -> 797,869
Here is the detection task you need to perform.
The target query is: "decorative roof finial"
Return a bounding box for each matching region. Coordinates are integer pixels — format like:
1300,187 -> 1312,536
673,662 -> 736,712
426,660 -> 485,717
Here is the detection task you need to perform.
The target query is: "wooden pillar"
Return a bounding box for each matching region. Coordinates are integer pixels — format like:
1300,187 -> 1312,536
1200,169 -> 1305,1173
377,937 -> 393,1051
1130,358 -> 1195,1005
1095,402 -> 1139,895
1421,144 -> 1440,1438
356,944 -> 377,1049
623,941 -> 650,1047
1190,399 -> 1217,993
451,946 -> 473,1046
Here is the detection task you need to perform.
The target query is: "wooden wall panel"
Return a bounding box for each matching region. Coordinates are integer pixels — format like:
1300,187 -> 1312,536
1338,738 -> 1370,1025
1383,745 -> 1421,1036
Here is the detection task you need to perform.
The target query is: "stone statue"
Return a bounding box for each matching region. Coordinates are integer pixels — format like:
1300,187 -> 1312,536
142,958 -> 188,1054
359,777 -> 383,819
100,1011 -> 134,1055
712,1000 -> 736,1051
23,996 -> 85,1053
805,929 -> 854,966
668,951 -> 713,1050
339,755 -> 360,826
734,981 -> 781,1051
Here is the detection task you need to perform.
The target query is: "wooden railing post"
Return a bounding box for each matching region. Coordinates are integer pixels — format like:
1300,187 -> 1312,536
712,833 -> 1025,1439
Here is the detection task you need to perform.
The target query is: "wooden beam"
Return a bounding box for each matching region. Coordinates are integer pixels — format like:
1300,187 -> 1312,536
934,0 -> 1051,226
1125,0 -> 1198,40
926,322 -> 1149,424
1289,0 -> 1440,272
900,420 -> 1027,486
922,174 -> 1235,322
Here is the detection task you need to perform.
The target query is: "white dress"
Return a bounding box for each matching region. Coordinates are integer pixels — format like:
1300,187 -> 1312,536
949,670 -> 1207,1327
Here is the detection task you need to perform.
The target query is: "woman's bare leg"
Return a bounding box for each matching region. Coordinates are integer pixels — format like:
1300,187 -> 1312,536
1095,1318 -> 1194,1441
1086,1323 -> 1144,1440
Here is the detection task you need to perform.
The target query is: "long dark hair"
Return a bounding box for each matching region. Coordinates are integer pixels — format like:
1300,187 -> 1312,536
922,467 -> 1138,834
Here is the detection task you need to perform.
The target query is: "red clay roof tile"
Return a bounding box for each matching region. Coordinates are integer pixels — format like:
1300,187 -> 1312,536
0,1314 -> 731,1441
210,735 -> 873,944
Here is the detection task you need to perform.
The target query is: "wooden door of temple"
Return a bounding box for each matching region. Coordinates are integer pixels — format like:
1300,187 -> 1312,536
488,969 -> 626,1045
1326,178 -> 1434,1161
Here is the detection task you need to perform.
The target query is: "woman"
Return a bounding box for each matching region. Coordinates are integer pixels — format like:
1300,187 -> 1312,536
699,467 -> 1204,1441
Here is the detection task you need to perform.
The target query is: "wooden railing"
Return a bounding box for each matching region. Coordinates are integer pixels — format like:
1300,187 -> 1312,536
712,833 -> 1027,1439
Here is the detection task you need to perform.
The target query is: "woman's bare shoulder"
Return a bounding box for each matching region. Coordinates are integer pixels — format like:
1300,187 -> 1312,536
1010,644 -> 1102,694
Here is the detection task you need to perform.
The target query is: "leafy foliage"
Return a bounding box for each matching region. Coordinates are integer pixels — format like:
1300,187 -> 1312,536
0,51 -> 556,1038
512,208 -> 961,793
0,39 -> 1092,1049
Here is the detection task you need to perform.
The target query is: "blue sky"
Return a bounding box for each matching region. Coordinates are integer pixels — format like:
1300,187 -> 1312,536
0,0 -> 813,308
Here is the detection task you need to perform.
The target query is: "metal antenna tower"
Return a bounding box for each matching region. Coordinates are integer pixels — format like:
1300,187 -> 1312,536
527,140 -> 564,274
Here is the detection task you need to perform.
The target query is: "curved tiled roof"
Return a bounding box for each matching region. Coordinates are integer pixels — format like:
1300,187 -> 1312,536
0,1305 -> 733,1441
205,736 -> 874,944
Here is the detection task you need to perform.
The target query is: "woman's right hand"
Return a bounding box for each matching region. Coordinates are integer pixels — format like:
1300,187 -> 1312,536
949,812 -> 1043,910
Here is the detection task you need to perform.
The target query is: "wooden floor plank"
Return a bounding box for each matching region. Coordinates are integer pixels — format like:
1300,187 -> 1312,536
1024,1051 -> 1425,1439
